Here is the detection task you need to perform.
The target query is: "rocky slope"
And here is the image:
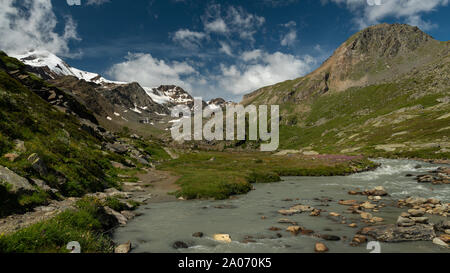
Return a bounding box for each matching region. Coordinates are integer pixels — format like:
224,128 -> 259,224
0,51 -> 170,218
11,50 -> 201,137
242,24 -> 450,158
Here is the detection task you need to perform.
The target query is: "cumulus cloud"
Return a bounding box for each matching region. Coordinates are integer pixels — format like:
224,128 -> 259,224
324,0 -> 449,30
202,4 -> 265,41
204,18 -> 228,33
107,53 -> 198,90
172,29 -> 207,49
218,51 -> 316,95
0,0 -> 81,57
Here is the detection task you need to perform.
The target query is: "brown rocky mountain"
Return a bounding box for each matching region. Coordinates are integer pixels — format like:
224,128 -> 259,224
241,23 -> 450,157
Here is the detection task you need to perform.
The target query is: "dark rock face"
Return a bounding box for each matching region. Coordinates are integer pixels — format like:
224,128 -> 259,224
154,85 -> 195,108
349,23 -> 432,57
101,82 -> 166,113
359,224 -> 436,242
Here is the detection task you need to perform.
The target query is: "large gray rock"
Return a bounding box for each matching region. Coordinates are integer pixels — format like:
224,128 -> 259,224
360,224 -> 435,242
0,166 -> 35,193
105,143 -> 129,155
104,206 -> 128,225
27,153 -> 48,176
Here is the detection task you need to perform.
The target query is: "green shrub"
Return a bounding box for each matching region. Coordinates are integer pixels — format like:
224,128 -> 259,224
247,171 -> 281,183
104,197 -> 128,212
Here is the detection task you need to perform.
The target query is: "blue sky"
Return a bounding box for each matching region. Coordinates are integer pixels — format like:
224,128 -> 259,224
1,0 -> 450,101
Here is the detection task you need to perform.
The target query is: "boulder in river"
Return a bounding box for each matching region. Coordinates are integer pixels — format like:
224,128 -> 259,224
213,234 -> 232,243
173,241 -> 189,249
115,241 -> 131,253
360,224 -> 436,242
432,238 -> 448,248
320,234 -> 340,241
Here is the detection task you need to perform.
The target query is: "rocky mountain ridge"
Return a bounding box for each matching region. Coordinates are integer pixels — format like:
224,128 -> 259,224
241,23 -> 450,158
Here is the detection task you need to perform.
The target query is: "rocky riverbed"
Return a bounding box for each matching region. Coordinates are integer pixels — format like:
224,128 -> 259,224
113,159 -> 450,253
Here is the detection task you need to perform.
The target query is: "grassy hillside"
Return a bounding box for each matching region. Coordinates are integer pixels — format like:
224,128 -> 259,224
242,24 -> 450,159
0,52 -> 137,216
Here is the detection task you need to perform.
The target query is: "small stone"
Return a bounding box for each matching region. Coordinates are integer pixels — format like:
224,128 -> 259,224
277,219 -> 298,225
329,212 -> 340,217
115,241 -> 131,253
439,234 -> 450,243
301,229 -> 314,235
339,200 -> 358,206
269,227 -> 281,231
192,232 -> 204,238
320,234 -> 340,241
352,235 -> 367,245
361,201 -> 376,209
173,241 -> 189,249
400,212 -> 411,217
286,226 -> 302,235
310,209 -> 321,216
3,153 -> 19,162
349,223 -> 357,228
314,243 -> 329,253
360,212 -> 373,220
371,217 -> 384,223
397,216 -> 415,227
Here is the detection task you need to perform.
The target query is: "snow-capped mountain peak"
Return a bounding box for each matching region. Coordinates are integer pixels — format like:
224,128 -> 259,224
11,50 -> 122,85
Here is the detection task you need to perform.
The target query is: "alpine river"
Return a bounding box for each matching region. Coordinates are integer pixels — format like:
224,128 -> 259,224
113,159 -> 450,253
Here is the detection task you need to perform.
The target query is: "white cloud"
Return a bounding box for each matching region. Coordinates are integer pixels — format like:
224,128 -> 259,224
205,18 -> 228,33
202,4 -> 265,41
281,29 -> 297,46
218,51 -> 316,95
219,41 -> 233,56
172,29 -> 207,49
325,0 -> 449,30
86,0 -> 110,5
0,0 -> 81,57
107,53 -> 197,90
241,49 -> 263,61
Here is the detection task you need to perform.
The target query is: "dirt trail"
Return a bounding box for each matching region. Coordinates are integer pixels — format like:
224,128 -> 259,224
122,168 -> 180,203
0,198 -> 78,235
